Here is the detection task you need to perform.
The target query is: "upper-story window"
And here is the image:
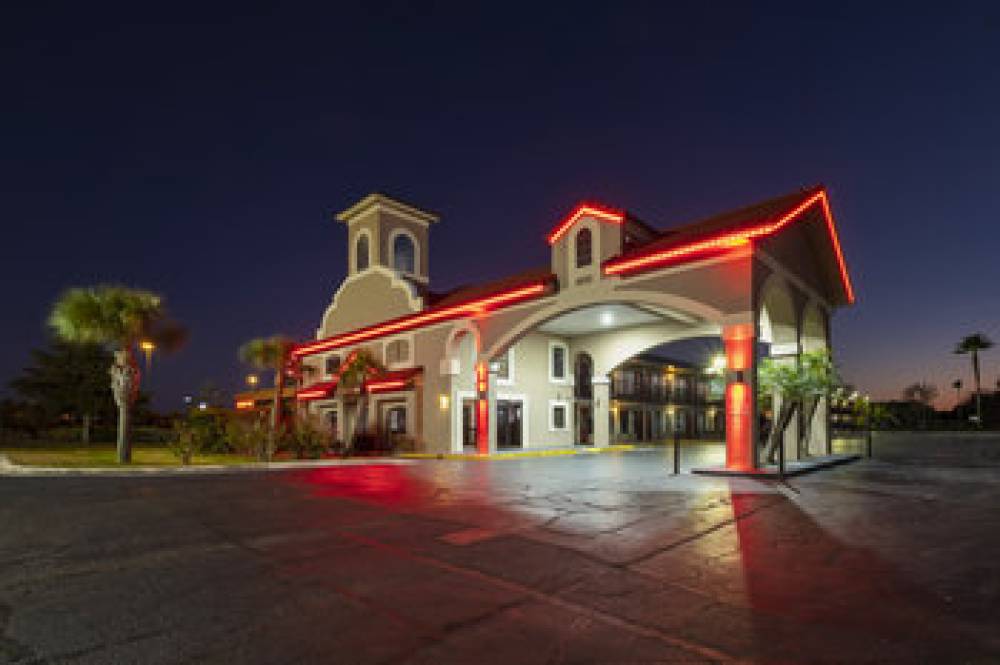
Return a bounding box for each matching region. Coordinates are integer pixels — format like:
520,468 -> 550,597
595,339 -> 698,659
575,227 -> 592,268
325,355 -> 341,376
392,233 -> 416,274
549,341 -> 568,383
355,233 -> 370,272
385,339 -> 410,366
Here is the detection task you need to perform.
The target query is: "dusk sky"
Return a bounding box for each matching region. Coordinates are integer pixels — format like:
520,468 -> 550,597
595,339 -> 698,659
3,3 -> 999,410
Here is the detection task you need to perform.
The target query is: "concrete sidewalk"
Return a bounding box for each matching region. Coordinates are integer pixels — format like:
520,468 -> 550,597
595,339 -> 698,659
0,452 -> 414,477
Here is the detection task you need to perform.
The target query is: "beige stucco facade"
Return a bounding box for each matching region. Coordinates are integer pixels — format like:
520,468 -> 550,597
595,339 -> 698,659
293,188 -> 853,468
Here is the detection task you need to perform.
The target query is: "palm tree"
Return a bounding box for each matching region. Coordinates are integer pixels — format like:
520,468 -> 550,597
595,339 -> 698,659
758,350 -> 838,463
336,349 -> 385,447
955,333 -> 994,426
902,381 -> 938,429
951,378 -> 964,422
239,336 -> 296,460
49,285 -> 185,463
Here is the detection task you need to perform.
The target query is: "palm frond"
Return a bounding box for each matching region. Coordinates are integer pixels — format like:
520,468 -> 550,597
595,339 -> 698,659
239,335 -> 295,370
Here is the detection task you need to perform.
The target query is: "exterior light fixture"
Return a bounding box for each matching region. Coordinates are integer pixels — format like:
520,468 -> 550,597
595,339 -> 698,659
198,402 -> 208,410
709,355 -> 727,374
139,340 -> 155,371
600,310 -> 615,327
438,394 -> 450,410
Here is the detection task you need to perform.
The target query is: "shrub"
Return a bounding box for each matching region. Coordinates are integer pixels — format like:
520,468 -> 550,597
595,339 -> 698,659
287,416 -> 328,459
170,420 -> 200,465
223,417 -> 266,458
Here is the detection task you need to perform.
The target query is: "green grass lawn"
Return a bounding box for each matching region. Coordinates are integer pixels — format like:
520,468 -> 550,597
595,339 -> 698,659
1,445 -> 256,467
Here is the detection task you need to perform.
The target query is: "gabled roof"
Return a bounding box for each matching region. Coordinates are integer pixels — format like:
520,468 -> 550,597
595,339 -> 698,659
547,203 -> 625,244
603,186 -> 855,304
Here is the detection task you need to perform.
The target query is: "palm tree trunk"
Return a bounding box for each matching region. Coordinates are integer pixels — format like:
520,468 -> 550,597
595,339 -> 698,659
110,348 -> 139,464
763,399 -> 798,464
973,350 -> 982,426
799,395 -> 820,457
267,367 -> 285,461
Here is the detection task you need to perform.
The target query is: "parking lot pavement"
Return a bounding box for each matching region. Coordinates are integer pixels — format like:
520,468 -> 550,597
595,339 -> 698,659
1,433 -> 998,663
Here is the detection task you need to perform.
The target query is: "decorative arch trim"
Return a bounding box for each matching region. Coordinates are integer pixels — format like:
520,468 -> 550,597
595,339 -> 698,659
317,265 -> 424,339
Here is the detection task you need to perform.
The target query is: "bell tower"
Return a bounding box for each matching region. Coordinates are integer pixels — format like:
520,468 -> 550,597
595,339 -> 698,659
335,193 -> 439,283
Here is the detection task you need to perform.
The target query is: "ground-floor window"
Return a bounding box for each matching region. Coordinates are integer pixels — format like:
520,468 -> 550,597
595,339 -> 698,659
550,401 -> 568,431
326,409 -> 339,441
386,406 -> 406,434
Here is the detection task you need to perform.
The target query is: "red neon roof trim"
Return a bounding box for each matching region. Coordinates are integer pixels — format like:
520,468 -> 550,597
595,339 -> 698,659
296,378 -> 339,401
364,367 -> 422,394
603,189 -> 855,304
293,280 -> 551,359
547,203 -> 624,245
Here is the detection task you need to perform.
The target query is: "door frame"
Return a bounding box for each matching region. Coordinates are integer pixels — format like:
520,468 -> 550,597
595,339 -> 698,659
497,392 -> 529,449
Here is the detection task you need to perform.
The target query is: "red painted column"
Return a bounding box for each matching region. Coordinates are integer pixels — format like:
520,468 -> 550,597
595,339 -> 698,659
723,324 -> 755,471
475,361 -> 489,455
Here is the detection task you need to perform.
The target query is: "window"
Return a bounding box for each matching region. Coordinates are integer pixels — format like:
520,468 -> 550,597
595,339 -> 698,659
494,347 -> 514,384
575,227 -> 592,267
385,339 -> 409,366
392,233 -> 416,274
550,401 -> 568,431
386,406 -> 406,434
355,233 -> 370,272
324,355 -> 341,376
549,342 -> 567,382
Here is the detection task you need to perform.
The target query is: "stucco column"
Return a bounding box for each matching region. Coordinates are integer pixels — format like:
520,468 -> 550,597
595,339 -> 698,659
474,361 -> 498,455
487,368 -> 498,454
722,324 -> 755,471
592,375 -> 610,448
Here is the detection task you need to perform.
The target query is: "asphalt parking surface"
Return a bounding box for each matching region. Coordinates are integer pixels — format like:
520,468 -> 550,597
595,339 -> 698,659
1,433 -> 998,664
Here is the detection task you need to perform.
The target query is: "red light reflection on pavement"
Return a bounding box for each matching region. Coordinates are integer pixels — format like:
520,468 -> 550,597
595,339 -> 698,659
294,465 -> 432,508
729,489 -> 975,657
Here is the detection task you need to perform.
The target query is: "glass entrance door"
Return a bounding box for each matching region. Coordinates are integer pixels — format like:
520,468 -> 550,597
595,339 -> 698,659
576,404 -> 593,445
462,400 -> 477,449
497,400 -> 522,448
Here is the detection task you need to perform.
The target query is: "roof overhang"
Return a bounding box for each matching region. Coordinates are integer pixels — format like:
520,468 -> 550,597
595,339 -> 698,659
336,193 -> 440,225
293,275 -> 555,359
602,189 -> 855,305
297,378 -> 340,402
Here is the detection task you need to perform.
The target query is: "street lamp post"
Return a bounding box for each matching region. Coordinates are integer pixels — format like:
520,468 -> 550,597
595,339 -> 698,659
140,340 -> 155,372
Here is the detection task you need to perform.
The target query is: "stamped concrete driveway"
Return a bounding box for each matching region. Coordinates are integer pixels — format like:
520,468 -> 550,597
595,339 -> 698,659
1,434 -> 998,664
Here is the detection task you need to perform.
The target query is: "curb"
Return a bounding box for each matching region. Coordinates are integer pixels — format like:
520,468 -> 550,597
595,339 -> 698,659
0,456 -> 414,478
400,445 -> 637,461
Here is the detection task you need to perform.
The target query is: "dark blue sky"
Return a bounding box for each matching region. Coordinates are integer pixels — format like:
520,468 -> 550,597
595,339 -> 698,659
3,2 -> 999,409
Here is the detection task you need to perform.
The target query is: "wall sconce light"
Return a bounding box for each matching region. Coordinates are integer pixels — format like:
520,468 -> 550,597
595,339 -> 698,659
438,394 -> 450,411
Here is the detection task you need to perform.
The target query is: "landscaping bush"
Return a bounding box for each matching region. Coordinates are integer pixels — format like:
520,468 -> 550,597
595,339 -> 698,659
223,417 -> 267,458
184,412 -> 229,453
285,416 -> 328,459
169,420 -> 200,465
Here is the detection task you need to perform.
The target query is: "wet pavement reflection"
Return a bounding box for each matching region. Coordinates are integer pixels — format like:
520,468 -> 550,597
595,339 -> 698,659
1,435 -> 998,663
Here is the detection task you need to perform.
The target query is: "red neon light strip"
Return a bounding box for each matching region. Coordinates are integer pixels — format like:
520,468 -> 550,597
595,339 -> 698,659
602,190 -> 854,304
293,281 -> 549,359
365,379 -> 408,393
547,203 -> 624,245
818,193 -> 856,304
